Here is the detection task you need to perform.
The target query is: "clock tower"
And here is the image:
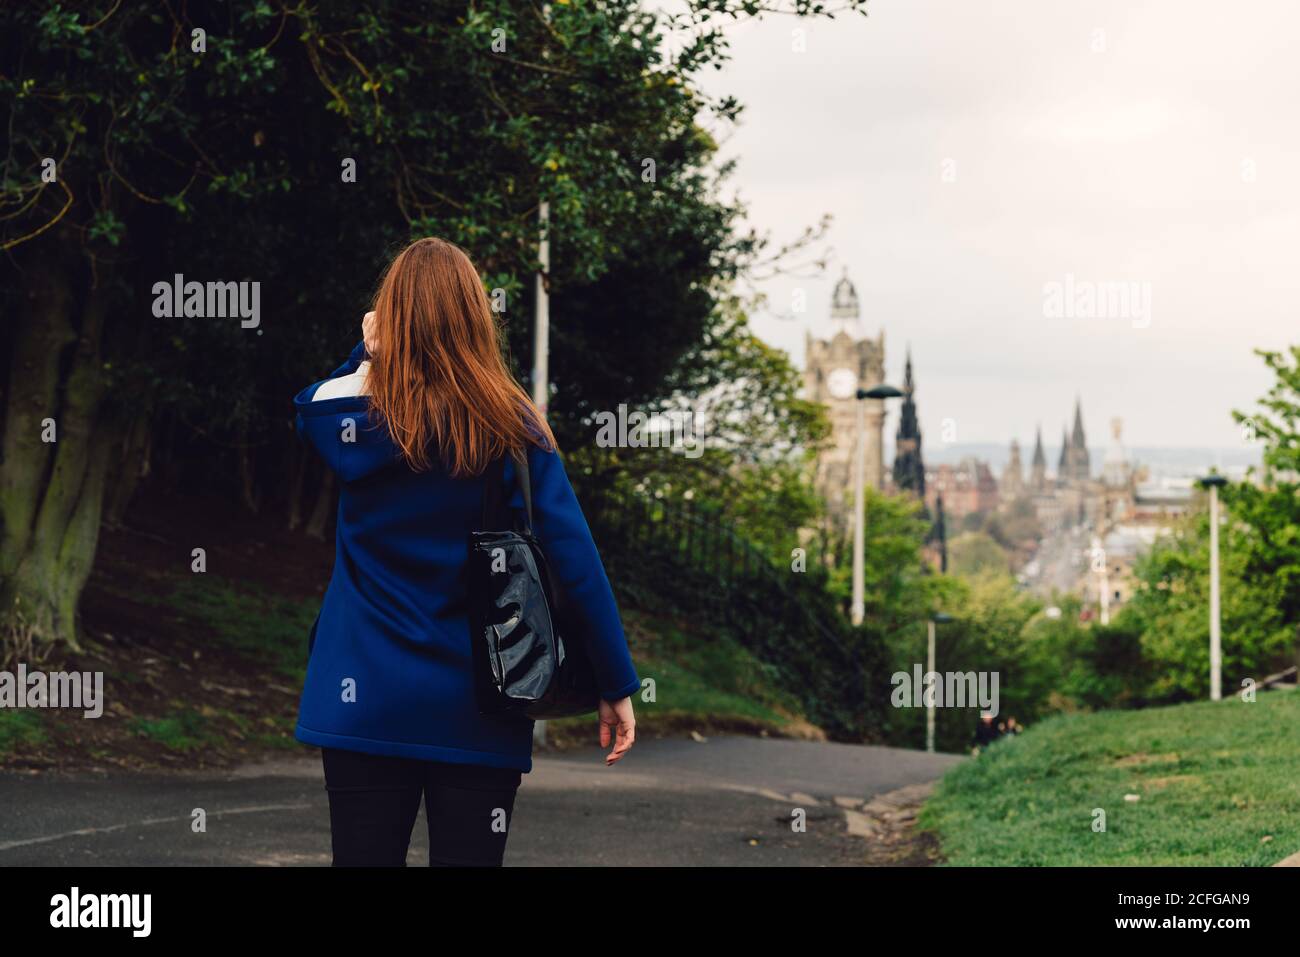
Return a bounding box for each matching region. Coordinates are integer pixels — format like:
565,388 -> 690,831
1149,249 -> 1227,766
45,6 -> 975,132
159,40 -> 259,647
803,270 -> 886,529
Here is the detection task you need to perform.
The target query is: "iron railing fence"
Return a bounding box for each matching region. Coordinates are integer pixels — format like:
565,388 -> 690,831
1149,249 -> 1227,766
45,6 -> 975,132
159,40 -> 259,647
577,481 -> 883,739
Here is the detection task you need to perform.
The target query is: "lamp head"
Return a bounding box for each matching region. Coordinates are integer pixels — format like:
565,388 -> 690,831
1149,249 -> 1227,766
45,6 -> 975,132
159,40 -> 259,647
858,384 -> 904,401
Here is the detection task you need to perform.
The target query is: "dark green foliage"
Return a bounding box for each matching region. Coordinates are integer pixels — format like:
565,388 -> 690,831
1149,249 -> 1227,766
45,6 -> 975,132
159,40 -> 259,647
582,480 -> 889,741
0,0 -> 862,653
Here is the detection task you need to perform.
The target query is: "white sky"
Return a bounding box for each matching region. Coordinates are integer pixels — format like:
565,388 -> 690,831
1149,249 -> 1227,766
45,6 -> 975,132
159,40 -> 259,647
694,0 -> 1299,450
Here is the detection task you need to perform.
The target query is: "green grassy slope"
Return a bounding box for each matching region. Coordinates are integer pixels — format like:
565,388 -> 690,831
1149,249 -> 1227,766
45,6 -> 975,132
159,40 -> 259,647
546,607 -> 817,746
4,567 -> 817,768
921,691 -> 1300,866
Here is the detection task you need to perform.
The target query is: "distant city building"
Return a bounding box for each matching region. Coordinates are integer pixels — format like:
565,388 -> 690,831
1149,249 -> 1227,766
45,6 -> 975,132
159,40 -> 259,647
892,348 -> 925,497
1002,400 -> 1109,533
1001,402 -> 1244,618
1132,478 -> 1194,520
1102,417 -> 1132,488
1001,439 -> 1025,500
1029,426 -> 1048,491
925,458 -> 999,520
1094,523 -> 1164,614
1058,399 -> 1092,484
804,270 -> 887,530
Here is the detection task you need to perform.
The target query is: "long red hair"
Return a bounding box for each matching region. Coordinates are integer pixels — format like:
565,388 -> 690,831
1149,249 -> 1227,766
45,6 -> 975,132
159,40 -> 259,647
365,237 -> 555,477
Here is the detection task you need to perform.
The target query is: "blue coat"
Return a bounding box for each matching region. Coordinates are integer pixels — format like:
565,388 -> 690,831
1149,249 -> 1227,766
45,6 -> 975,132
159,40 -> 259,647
293,342 -> 640,771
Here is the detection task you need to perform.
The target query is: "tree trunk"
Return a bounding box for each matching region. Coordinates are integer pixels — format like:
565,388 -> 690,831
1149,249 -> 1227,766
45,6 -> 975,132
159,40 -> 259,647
0,250 -> 114,661
104,411 -> 152,529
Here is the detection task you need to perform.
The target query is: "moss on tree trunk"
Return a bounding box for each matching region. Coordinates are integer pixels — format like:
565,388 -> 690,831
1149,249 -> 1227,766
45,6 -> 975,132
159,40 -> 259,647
0,251 -> 116,660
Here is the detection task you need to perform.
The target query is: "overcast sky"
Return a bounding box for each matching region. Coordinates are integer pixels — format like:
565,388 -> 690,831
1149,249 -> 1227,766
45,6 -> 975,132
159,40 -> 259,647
693,0 -> 1298,451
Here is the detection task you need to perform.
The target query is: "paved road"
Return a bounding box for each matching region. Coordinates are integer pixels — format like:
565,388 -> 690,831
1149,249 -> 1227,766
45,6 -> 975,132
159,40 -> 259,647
0,736 -> 961,866
1025,524 -> 1087,597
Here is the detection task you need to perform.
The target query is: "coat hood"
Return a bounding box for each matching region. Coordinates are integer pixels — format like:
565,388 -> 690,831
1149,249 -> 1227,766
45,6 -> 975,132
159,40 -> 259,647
293,381 -> 402,483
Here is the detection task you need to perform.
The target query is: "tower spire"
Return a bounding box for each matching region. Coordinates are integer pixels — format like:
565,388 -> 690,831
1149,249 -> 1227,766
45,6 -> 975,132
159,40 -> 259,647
829,268 -> 860,330
1030,425 -> 1047,491
893,346 -> 925,496
1067,398 -> 1091,482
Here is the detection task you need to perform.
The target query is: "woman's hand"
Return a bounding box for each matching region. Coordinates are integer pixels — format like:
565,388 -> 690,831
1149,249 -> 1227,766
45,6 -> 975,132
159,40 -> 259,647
598,696 -> 635,766
362,310 -> 379,357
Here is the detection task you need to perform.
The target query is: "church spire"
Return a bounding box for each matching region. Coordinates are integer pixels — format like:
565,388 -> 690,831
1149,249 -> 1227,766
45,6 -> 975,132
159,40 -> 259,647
1029,425 -> 1047,492
1066,398 -> 1091,482
892,346 -> 925,496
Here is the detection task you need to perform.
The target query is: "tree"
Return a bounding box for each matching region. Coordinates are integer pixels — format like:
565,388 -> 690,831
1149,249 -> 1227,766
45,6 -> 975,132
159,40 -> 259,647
948,531 -> 1011,577
1125,505 -> 1292,699
1,2 -> 286,654
880,569 -> 1043,751
1227,347 -> 1300,633
1,0 -> 865,658
568,298 -> 829,562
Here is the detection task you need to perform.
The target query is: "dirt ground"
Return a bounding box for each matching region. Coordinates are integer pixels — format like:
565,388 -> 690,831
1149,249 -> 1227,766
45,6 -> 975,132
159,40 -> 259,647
3,490 -> 332,772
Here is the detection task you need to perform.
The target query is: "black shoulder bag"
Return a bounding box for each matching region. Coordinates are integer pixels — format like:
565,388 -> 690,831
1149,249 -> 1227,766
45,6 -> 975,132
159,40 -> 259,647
466,450 -> 600,719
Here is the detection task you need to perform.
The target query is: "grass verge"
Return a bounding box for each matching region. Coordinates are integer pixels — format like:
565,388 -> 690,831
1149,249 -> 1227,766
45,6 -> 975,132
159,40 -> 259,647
920,690 -> 1300,865
501,608 -> 823,749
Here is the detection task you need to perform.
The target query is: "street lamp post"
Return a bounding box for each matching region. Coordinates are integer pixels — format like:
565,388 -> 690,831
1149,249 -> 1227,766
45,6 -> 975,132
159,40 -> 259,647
531,201 -> 550,414
1092,535 -> 1110,626
935,493 -> 948,573
1199,474 -> 1228,701
531,201 -> 550,748
851,384 -> 903,626
926,613 -> 953,753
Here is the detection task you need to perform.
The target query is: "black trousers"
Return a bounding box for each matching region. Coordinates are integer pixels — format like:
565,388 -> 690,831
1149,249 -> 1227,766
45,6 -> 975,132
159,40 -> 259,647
321,747 -> 522,867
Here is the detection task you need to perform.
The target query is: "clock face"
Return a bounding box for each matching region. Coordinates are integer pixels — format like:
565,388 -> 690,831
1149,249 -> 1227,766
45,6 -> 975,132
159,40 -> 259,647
826,367 -> 857,400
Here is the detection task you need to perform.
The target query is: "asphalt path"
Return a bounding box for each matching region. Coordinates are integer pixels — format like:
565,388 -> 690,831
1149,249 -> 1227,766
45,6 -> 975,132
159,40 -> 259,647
0,736 -> 961,866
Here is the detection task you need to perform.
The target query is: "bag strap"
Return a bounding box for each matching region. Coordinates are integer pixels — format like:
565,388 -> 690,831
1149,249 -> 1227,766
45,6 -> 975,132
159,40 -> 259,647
480,449 -> 533,533
510,448 -> 534,533
480,455 -> 508,529
510,447 -> 561,613
491,446 -> 563,613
